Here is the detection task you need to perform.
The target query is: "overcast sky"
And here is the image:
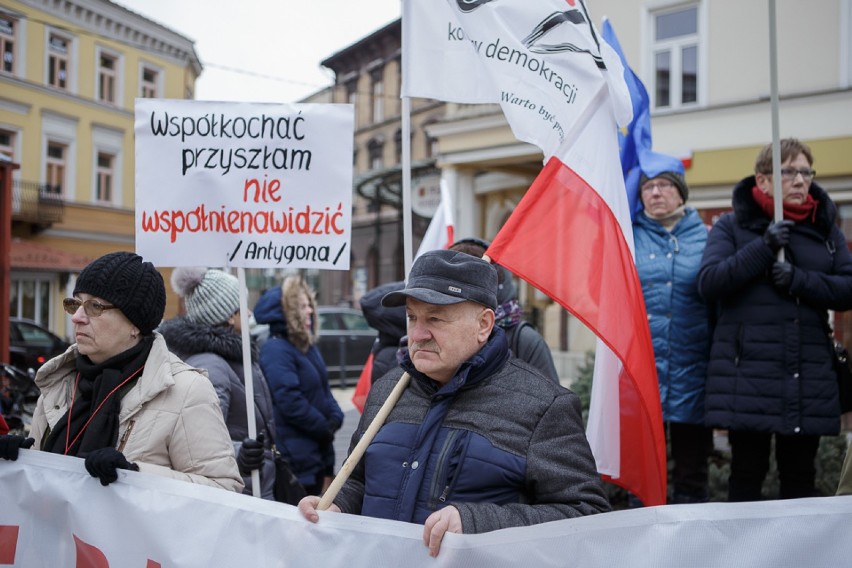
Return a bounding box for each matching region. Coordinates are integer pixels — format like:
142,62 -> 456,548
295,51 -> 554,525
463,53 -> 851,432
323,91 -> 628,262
114,0 -> 401,103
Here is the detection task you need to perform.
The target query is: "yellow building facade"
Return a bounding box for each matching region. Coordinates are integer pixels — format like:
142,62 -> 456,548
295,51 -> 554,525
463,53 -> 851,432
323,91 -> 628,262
1,0 -> 200,341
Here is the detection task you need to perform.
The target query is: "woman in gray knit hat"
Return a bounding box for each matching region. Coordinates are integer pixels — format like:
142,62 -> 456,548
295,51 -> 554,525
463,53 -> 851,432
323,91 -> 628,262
159,267 -> 300,502
0,252 -> 243,493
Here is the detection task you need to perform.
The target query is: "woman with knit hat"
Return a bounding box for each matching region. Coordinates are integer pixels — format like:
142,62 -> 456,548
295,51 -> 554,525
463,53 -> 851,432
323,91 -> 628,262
633,169 -> 713,504
253,276 -> 344,496
0,252 -> 243,493
159,267 -> 287,501
699,138 -> 852,501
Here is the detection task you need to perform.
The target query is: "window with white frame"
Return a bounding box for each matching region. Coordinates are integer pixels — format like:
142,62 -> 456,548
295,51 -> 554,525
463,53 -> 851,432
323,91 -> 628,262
95,152 -> 114,203
45,141 -> 66,196
98,52 -> 118,104
345,79 -> 358,127
92,126 -> 122,206
10,275 -> 53,325
0,15 -> 15,74
394,128 -> 403,165
368,138 -> 383,170
140,65 -> 159,98
48,32 -> 70,90
0,129 -> 14,160
43,112 -> 77,199
651,4 -> 699,110
371,69 -> 384,123
425,133 -> 439,159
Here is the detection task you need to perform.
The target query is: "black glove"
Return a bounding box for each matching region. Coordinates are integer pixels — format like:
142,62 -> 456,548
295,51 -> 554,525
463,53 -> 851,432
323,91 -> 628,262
772,261 -> 794,290
328,417 -> 342,433
237,433 -> 265,475
84,447 -> 139,486
763,220 -> 794,252
317,429 -> 334,446
0,435 -> 34,460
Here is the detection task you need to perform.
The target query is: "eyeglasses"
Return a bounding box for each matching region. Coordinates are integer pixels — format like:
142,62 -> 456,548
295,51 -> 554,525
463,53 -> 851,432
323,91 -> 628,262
63,297 -> 119,318
640,180 -> 676,193
779,168 -> 816,182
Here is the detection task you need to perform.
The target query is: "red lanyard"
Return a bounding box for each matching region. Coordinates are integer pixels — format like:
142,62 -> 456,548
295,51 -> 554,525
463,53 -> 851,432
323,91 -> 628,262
64,365 -> 145,455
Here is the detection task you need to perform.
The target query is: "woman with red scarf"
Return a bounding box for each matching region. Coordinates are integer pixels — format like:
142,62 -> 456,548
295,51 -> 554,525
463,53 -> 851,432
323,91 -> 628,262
698,138 -> 852,501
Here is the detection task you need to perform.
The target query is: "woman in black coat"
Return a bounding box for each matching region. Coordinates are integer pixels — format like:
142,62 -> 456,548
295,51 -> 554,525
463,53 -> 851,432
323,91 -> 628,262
698,138 -> 852,501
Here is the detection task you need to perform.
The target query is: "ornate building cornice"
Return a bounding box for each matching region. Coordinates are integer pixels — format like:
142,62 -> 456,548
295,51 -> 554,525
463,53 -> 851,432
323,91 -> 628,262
15,0 -> 202,75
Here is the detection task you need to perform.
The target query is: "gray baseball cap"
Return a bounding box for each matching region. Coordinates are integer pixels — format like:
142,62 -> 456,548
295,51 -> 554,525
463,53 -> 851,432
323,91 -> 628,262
381,249 -> 498,310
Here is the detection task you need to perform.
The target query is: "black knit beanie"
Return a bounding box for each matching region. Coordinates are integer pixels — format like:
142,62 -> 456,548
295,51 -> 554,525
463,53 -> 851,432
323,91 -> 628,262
73,251 -> 166,335
640,171 -> 689,202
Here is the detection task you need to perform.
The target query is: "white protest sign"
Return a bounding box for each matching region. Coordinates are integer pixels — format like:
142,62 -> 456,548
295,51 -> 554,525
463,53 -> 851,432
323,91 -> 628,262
134,99 -> 354,269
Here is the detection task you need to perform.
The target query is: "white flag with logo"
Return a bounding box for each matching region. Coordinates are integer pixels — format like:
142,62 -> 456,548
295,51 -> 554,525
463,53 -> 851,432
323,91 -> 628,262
401,0 -> 499,102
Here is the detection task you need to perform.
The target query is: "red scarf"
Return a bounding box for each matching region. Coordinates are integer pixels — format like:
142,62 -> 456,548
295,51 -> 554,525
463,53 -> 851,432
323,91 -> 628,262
751,186 -> 819,223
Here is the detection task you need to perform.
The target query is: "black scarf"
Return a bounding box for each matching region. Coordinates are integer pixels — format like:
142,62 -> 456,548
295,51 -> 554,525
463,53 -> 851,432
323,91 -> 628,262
44,336 -> 154,457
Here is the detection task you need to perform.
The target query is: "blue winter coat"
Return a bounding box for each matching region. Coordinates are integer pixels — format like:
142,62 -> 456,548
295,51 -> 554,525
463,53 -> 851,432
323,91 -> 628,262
698,178 -> 852,435
633,208 -> 710,424
253,285 -> 343,487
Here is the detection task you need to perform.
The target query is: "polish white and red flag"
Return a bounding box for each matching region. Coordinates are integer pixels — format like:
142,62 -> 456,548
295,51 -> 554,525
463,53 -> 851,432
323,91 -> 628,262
414,179 -> 455,260
404,0 -> 666,505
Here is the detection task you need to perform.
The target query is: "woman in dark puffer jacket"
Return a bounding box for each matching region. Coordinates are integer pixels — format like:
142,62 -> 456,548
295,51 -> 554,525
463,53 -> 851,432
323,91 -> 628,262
698,138 -> 852,501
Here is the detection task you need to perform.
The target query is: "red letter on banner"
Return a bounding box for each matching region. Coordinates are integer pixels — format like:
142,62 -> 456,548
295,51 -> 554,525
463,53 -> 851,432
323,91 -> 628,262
73,535 -> 109,568
0,525 -> 19,565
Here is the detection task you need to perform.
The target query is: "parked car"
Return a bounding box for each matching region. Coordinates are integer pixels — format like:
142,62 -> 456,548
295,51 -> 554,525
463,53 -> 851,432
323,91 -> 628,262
316,306 -> 376,387
250,306 -> 376,387
8,317 -> 70,371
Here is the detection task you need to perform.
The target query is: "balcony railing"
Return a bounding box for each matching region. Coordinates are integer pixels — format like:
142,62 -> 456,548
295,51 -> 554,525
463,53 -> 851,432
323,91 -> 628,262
11,180 -> 65,227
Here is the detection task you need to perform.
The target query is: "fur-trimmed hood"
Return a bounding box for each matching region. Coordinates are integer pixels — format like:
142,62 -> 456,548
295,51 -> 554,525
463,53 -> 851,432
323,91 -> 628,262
158,316 -> 258,363
253,276 -> 318,353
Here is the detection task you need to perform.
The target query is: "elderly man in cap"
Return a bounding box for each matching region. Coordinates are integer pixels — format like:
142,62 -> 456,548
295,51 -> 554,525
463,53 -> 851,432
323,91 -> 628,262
299,249 -> 610,557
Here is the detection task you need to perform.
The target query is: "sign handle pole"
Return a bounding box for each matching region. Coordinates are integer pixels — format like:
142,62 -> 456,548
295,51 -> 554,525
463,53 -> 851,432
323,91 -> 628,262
237,267 -> 261,497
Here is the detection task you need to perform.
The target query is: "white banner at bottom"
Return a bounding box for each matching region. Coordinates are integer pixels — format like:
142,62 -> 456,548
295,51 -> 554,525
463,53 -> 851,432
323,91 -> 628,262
2,450 -> 852,567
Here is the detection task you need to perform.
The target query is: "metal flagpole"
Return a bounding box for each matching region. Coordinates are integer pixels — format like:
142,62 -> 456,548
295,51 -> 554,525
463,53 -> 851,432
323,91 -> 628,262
401,96 -> 414,277
768,0 -> 784,261
315,10 -> 416,510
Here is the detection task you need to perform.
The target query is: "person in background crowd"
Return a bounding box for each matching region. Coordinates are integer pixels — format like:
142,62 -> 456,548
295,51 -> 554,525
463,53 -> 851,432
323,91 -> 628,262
159,267 -> 279,500
0,252 -> 243,492
698,138 -> 852,501
298,249 -> 610,557
633,170 -> 713,504
359,280 -> 407,384
253,276 -> 343,496
448,237 -> 560,383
